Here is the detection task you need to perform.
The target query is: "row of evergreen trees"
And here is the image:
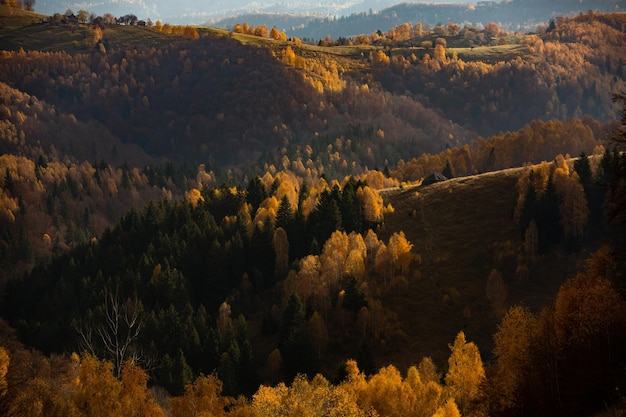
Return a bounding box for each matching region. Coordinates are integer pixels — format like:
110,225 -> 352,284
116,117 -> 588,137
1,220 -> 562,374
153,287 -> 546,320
2,176 -> 381,395
517,148 -> 623,254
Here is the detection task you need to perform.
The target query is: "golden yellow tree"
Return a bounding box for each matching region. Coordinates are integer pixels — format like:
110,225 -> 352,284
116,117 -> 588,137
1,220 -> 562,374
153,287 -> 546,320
418,356 -> 441,384
284,255 -> 319,307
254,24 -> 269,37
432,399 -> 461,417
444,331 -> 485,413
388,231 -> 413,275
171,374 -> 232,417
371,50 -> 390,66
320,230 -> 350,295
73,354 -> 123,417
283,46 -> 296,66
186,188 -> 204,208
356,186 -> 383,223
8,376 -> 80,417
433,44 -> 447,63
269,26 -> 281,39
252,382 -> 288,416
492,306 -> 537,411
120,360 -> 166,417
345,249 -> 365,279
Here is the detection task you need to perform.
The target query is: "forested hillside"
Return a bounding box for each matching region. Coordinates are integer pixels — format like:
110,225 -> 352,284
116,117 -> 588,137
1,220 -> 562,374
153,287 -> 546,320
287,0 -> 626,39
0,26 -> 467,169
1,5 -> 626,417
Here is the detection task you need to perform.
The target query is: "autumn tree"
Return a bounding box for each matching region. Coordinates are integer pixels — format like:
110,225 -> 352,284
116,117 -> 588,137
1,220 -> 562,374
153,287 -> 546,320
269,26 -> 281,40
433,44 -> 447,63
283,46 -> 296,66
320,230 -> 350,295
414,22 -> 423,37
447,23 -> 460,37
119,359 -> 167,417
252,373 -> 371,417
492,306 -> 538,412
171,374 -> 232,417
371,50 -> 390,66
387,231 -> 413,275
254,25 -> 269,37
490,248 -> 626,416
444,331 -> 485,414
362,364 -> 404,415
73,354 -> 123,416
356,185 -> 383,224
345,249 -> 365,280
77,10 -> 90,23
484,22 -> 502,39
432,399 -> 461,417
186,188 -> 204,208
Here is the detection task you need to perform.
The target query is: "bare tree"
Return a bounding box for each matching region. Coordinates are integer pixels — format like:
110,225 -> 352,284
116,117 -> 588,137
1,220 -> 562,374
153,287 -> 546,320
74,286 -> 143,377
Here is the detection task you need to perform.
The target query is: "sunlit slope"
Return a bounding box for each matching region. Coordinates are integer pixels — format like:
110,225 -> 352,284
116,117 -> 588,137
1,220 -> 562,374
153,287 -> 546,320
379,166 -> 599,368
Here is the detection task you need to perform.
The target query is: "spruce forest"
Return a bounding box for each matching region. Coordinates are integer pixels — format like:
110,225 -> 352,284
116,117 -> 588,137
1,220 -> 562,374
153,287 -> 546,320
1,3 -> 626,416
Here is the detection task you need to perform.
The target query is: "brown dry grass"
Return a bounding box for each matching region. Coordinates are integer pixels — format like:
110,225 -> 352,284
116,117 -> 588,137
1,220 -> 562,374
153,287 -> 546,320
376,166 -> 602,371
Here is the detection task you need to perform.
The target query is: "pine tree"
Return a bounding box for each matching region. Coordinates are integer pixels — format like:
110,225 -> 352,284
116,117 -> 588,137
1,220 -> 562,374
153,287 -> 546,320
280,293 -> 314,379
246,176 -> 267,212
275,195 -> 293,230
574,152 -> 592,189
342,277 -> 368,314
442,160 -> 453,179
310,189 -> 342,245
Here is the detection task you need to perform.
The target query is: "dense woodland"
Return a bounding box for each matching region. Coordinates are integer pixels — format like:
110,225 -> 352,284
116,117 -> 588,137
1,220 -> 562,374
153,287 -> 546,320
1,6 -> 626,417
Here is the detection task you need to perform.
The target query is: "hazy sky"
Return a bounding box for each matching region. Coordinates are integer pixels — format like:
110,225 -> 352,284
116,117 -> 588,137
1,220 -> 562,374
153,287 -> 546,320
36,0 -> 481,22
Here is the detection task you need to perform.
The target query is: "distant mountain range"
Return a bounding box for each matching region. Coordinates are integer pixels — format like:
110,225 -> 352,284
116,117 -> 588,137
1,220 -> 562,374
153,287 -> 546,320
33,0 -> 626,38
283,0 -> 626,39
34,0 -> 471,24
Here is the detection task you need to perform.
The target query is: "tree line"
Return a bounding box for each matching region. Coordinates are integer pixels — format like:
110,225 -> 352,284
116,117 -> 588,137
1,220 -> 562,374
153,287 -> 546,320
1,243 -> 625,416
1,169 -> 407,395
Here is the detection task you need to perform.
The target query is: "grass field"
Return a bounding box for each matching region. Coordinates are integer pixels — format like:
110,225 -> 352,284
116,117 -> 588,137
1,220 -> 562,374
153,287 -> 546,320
377,166 -> 603,369
451,43 -> 534,63
0,5 -> 45,35
0,5 -> 539,72
0,20 -> 185,53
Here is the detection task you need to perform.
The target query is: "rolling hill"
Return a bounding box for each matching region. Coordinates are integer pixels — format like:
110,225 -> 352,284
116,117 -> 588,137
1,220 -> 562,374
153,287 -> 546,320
378,161 -> 611,369
1,6 -> 626,416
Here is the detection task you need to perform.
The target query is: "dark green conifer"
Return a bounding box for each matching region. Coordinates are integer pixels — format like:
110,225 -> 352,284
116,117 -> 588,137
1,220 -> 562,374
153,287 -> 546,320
280,293 -> 314,380
246,176 -> 267,212
275,194 -> 294,230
